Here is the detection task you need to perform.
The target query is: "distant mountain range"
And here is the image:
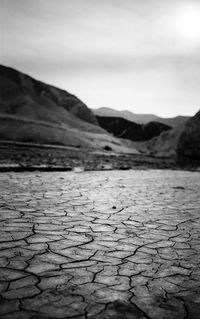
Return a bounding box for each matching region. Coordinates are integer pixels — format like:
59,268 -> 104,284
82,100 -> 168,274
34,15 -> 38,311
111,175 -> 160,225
93,107 -> 190,128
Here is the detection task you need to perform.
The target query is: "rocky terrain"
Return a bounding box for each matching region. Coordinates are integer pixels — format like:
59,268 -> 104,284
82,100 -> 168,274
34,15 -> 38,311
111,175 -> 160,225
96,116 -> 171,141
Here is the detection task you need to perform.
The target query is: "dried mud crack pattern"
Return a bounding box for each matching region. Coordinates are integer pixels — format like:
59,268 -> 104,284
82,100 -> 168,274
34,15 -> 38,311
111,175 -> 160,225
0,170 -> 200,319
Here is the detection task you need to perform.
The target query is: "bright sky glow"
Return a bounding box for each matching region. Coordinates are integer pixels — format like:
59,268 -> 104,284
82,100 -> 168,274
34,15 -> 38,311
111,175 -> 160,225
174,3 -> 200,45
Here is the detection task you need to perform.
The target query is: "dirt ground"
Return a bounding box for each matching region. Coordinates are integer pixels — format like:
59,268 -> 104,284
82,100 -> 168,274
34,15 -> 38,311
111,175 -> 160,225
0,169 -> 200,318
0,142 -> 176,171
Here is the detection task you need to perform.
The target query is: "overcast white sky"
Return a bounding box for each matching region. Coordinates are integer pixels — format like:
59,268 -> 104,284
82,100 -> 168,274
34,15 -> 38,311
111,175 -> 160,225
1,0 -> 200,117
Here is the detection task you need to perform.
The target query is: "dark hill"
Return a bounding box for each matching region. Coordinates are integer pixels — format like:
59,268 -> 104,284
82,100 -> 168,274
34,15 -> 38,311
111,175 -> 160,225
0,65 -> 139,153
96,116 -> 172,141
177,110 -> 200,165
0,65 -> 98,126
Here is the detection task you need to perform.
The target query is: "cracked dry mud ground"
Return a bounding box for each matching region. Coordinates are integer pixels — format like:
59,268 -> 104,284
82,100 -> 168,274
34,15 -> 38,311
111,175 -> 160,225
0,170 -> 200,319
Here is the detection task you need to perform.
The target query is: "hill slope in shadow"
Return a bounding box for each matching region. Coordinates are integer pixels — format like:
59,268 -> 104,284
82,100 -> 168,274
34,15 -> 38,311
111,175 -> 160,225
96,115 -> 172,141
177,110 -> 200,165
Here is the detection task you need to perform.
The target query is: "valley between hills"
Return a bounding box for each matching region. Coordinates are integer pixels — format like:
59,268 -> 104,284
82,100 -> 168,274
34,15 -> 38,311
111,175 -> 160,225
0,65 -> 199,171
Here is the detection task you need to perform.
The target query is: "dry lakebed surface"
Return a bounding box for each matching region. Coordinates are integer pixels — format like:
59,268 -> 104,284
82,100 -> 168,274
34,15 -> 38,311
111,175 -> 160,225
0,169 -> 200,319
